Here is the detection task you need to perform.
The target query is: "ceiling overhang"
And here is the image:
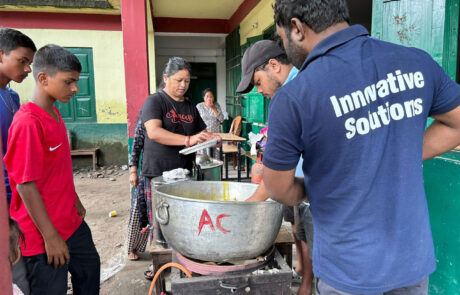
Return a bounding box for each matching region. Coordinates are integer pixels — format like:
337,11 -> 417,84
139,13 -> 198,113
0,0 -> 260,34
151,0 -> 260,34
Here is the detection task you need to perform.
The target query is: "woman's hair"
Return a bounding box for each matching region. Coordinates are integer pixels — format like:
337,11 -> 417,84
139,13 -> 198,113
202,88 -> 214,98
162,57 -> 192,78
9,217 -> 24,266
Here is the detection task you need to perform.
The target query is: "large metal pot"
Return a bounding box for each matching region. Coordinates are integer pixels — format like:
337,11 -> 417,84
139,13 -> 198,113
154,181 -> 283,262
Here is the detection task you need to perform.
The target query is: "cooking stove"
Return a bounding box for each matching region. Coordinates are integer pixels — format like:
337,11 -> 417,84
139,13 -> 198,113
171,247 -> 292,294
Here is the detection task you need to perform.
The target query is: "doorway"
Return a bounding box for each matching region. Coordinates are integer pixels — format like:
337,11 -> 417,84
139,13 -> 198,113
186,62 -> 217,106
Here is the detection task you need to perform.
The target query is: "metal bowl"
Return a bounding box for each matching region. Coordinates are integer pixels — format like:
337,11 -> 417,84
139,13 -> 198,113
154,181 -> 283,262
196,153 -> 213,166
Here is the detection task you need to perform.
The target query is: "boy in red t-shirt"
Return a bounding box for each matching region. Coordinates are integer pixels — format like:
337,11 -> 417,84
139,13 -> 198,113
4,45 -> 100,294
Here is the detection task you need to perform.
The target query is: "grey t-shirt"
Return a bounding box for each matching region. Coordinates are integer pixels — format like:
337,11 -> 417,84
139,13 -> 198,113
196,102 -> 224,133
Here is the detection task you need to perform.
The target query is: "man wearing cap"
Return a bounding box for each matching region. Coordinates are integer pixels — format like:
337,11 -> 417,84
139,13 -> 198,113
237,39 -> 313,295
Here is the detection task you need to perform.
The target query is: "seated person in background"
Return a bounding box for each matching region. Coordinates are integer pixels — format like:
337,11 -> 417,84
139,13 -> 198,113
196,88 -> 224,133
196,88 -> 224,158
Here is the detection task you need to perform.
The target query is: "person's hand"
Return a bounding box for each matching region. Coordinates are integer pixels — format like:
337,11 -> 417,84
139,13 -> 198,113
212,134 -> 222,148
190,131 -> 212,146
129,172 -> 139,187
245,195 -> 260,202
74,197 -> 86,219
44,233 -> 70,268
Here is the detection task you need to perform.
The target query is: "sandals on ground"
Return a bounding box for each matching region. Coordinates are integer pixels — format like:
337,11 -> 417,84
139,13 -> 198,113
292,269 -> 302,283
144,264 -> 155,281
128,252 -> 139,261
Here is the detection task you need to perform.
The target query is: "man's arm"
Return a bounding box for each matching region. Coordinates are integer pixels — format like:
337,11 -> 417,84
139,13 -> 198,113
423,105 -> 460,160
144,119 -> 211,146
263,166 -> 306,206
245,180 -> 269,202
16,182 -> 69,268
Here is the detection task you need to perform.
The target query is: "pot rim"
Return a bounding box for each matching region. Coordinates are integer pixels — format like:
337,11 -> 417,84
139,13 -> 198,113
198,159 -> 223,169
154,180 -> 280,205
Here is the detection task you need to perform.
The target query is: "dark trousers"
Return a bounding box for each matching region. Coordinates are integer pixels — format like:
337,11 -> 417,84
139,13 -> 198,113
24,221 -> 100,295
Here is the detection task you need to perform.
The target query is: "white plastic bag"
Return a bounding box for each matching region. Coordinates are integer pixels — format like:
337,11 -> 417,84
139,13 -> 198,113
162,168 -> 190,180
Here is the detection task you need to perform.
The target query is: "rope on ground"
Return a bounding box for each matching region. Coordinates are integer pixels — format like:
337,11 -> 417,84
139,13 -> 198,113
148,262 -> 192,295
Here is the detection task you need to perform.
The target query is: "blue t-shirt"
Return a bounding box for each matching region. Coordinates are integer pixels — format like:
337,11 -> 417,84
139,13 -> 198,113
284,67 -> 305,178
284,66 -> 299,86
0,87 -> 20,203
264,25 -> 460,294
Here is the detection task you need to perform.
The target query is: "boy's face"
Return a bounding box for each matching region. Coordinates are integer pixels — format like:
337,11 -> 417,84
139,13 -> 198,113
44,71 -> 80,103
0,46 -> 35,84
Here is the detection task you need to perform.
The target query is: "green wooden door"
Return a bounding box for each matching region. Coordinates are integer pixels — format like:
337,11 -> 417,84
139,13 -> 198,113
185,62 -> 216,106
226,27 -> 242,126
263,24 -> 276,40
372,1 -> 460,294
240,35 -> 265,124
372,0 -> 458,78
56,48 -> 97,122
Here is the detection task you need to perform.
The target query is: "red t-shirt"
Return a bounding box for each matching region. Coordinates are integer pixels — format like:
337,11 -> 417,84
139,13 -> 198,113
4,102 -> 82,256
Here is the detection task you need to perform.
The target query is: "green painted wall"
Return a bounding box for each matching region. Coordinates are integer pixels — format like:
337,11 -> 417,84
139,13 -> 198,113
66,123 -> 128,166
424,151 -> 460,295
372,1 -> 460,293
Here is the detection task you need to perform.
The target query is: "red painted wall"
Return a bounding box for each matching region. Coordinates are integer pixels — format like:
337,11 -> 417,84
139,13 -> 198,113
153,17 -> 228,34
228,0 -> 261,33
0,11 -> 121,31
151,0 -> 260,34
121,0 -> 150,138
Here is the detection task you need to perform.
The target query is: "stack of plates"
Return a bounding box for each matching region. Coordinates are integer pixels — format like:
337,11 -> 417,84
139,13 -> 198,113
179,138 -> 219,155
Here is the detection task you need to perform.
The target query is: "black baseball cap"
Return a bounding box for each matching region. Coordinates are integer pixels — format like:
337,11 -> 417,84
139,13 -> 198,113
236,40 -> 285,94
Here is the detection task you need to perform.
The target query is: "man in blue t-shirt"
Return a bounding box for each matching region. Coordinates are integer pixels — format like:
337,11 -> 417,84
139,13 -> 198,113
263,1 -> 460,295
0,28 -> 36,205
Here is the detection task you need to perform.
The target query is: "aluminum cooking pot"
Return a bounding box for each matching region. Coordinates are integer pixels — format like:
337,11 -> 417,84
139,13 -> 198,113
154,181 -> 283,262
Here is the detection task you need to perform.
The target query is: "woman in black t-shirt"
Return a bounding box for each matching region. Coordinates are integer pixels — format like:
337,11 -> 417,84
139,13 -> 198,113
139,57 -> 217,279
141,57 -> 212,177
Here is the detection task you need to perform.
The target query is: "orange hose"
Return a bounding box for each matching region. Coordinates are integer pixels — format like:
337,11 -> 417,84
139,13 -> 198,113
148,262 -> 192,295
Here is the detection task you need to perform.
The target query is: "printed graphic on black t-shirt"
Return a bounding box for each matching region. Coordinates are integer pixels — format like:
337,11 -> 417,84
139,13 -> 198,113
140,90 -> 206,177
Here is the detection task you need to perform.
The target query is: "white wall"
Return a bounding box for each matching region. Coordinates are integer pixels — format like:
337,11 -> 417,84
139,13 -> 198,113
154,33 -> 227,111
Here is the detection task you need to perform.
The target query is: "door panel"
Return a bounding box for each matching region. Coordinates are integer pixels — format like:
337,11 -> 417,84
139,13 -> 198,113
372,1 -> 460,294
55,48 -> 97,122
372,0 -> 456,73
